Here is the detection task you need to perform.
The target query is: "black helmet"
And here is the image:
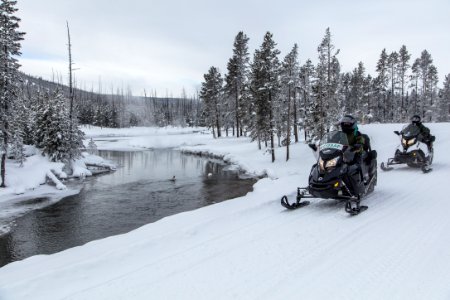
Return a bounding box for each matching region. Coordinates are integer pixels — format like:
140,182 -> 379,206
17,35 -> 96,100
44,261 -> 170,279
411,114 -> 421,124
339,115 -> 357,134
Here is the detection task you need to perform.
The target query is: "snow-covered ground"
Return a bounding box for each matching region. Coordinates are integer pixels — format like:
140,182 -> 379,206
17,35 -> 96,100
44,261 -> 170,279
1,123 -> 449,299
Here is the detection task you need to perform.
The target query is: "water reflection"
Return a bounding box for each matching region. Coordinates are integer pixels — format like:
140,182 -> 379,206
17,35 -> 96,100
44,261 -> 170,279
0,149 -> 256,267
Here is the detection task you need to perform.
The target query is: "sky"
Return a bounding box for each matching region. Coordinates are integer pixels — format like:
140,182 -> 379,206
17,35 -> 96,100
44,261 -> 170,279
15,0 -> 450,97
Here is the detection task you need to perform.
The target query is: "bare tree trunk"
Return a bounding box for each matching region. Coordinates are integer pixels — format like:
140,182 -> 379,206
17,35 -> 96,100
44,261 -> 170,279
269,92 -> 275,162
257,133 -> 261,150
293,99 -> 298,143
286,86 -> 291,161
235,86 -> 240,137
66,21 -> 75,170
1,44 -> 9,187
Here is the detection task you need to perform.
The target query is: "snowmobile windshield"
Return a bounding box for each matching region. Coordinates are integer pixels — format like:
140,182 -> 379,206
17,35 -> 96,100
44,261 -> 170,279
319,131 -> 348,151
401,124 -> 420,139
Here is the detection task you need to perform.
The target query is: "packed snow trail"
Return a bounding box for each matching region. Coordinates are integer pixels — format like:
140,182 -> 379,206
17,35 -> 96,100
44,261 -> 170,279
0,124 -> 449,299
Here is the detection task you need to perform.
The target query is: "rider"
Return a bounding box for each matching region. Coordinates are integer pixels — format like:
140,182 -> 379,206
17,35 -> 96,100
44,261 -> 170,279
339,115 -> 376,192
339,115 -> 367,152
410,114 -> 434,150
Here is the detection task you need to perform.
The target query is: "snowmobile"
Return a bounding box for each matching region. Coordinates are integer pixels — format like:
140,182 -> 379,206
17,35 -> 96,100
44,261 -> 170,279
281,131 -> 377,215
380,124 -> 434,173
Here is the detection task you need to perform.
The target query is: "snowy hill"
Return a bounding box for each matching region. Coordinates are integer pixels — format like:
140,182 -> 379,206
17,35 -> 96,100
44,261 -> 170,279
0,123 -> 449,299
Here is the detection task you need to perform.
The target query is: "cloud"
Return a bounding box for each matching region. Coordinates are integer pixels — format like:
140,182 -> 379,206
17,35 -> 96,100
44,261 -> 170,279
16,0 -> 450,96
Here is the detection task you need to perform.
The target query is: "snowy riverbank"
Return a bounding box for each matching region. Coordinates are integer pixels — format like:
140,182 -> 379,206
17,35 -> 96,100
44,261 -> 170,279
1,123 -> 450,299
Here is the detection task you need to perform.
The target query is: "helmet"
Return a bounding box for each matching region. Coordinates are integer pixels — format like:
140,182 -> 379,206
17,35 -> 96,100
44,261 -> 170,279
410,115 -> 421,124
339,115 -> 357,134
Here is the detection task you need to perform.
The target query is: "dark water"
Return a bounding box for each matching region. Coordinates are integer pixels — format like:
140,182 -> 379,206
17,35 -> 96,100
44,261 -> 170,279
0,150 -> 256,267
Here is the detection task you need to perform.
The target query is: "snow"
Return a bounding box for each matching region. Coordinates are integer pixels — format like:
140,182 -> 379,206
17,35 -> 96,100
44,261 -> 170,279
0,152 -> 66,198
0,148 -> 116,235
1,123 -> 450,299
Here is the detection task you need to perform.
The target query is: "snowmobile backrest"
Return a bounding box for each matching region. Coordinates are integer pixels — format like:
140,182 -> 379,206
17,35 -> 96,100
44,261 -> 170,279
361,133 -> 371,152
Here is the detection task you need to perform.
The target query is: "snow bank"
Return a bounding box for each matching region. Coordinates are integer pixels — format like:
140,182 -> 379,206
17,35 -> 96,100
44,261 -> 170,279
0,153 -> 66,199
0,147 -> 116,204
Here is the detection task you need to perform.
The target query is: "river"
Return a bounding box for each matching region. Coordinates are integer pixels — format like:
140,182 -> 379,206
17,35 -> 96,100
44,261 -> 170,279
0,149 -> 256,267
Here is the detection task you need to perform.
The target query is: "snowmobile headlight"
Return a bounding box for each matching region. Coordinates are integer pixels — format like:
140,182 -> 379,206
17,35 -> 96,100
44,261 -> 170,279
325,157 -> 339,168
402,138 -> 416,146
319,158 -> 325,171
407,138 -> 416,145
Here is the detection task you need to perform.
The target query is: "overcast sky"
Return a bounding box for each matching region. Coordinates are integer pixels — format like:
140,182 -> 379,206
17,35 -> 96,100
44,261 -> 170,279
16,0 -> 450,97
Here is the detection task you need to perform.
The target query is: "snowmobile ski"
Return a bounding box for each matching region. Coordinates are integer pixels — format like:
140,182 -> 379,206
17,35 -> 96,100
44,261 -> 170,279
281,195 -> 310,210
380,161 -> 394,171
345,200 -> 368,215
421,165 -> 432,173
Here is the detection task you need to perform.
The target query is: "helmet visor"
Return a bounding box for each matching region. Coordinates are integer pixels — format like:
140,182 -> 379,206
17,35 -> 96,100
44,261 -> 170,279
411,115 -> 421,123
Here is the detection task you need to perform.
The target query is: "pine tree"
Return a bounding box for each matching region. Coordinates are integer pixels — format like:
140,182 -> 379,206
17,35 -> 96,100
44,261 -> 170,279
200,66 -> 223,138
375,49 -> 389,122
387,51 -> 399,122
87,138 -> 97,155
427,65 -> 438,121
410,58 -> 421,114
312,28 -> 341,139
35,90 -> 84,163
280,44 -> 299,160
224,31 -> 250,137
416,50 -> 436,121
438,74 -> 450,122
9,92 -> 25,165
249,32 -> 281,162
348,62 -> 365,119
299,59 -> 315,142
0,0 -> 25,186
398,45 -> 411,120
363,74 -> 374,123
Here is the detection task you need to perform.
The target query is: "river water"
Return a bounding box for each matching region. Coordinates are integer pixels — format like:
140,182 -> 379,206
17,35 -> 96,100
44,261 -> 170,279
0,149 -> 256,267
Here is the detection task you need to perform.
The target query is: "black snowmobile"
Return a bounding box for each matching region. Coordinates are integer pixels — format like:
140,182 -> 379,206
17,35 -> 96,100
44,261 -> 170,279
281,131 -> 377,215
380,124 -> 434,173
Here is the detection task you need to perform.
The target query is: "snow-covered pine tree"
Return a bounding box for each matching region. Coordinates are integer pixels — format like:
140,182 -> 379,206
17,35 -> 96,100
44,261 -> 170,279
0,0 -> 25,187
21,91 -> 36,145
313,28 -> 341,139
341,72 -> 352,114
363,74 -> 374,123
387,51 -> 399,122
68,102 -> 85,161
200,66 -> 223,138
42,91 -> 71,162
375,49 -> 389,122
37,90 -> 83,163
249,32 -> 281,162
438,74 -> 450,122
87,138 -> 97,155
299,59 -> 316,142
417,50 -> 435,121
224,31 -> 250,137
409,58 -> 421,115
34,92 -> 52,149
397,45 -> 411,121
9,92 -> 26,165
427,65 -> 438,122
280,44 -> 299,161
348,62 -> 365,120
